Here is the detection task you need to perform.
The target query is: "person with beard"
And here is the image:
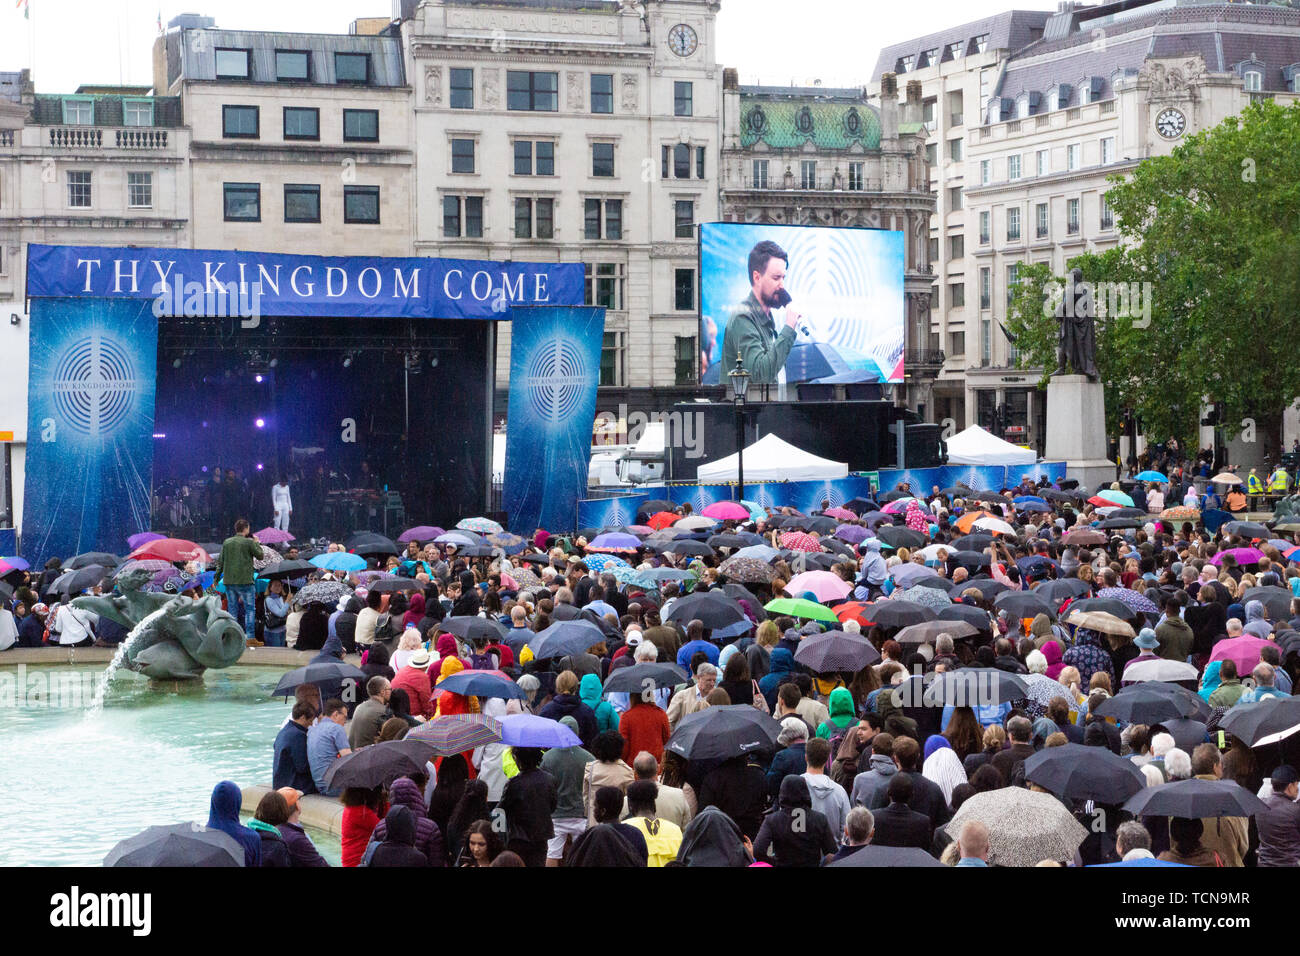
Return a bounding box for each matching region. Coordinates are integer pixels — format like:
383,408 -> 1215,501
719,240 -> 801,387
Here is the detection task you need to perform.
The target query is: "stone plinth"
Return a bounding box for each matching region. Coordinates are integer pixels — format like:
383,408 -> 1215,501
1045,374 -> 1115,491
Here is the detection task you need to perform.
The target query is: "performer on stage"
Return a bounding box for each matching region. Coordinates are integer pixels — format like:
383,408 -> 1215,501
272,475 -> 293,534
719,240 -> 803,387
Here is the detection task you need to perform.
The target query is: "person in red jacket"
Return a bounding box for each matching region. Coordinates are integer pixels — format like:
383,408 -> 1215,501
390,649 -> 435,719
620,693 -> 671,765
340,786 -> 387,867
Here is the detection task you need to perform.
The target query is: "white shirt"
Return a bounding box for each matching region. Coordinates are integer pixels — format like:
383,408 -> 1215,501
272,483 -> 292,511
52,604 -> 97,645
0,609 -> 16,651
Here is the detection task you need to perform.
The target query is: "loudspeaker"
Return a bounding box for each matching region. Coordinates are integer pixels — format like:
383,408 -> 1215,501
845,384 -> 883,401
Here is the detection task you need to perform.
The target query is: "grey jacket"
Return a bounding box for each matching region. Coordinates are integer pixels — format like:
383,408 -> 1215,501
850,754 -> 898,809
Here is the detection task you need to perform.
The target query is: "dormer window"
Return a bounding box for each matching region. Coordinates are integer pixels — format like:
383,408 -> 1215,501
1047,84 -> 1070,111
946,41 -> 964,61
1244,70 -> 1262,92
900,55 -> 915,72
972,34 -> 989,54
1080,77 -> 1104,104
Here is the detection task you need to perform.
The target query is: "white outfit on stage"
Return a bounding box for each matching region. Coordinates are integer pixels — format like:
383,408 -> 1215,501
272,482 -> 293,532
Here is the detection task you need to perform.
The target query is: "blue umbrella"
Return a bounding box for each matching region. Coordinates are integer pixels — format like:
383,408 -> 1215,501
486,533 -> 527,555
1089,858 -> 1190,867
1202,509 -> 1232,534
310,552 -> 367,572
1012,496 -> 1047,505
1017,501 -> 1051,513
1135,470 -> 1168,483
434,671 -> 525,700
500,713 -> 582,748
733,544 -> 779,562
583,553 -> 631,573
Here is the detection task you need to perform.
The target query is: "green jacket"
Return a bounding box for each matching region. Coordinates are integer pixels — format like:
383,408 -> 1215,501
1208,679 -> 1245,709
216,534 -> 265,587
720,291 -> 796,386
540,743 -> 596,820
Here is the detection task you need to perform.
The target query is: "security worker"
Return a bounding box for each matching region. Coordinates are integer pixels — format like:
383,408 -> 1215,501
1247,467 -> 1265,507
1269,463 -> 1292,500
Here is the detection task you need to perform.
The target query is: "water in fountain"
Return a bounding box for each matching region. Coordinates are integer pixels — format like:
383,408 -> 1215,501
85,603 -> 172,717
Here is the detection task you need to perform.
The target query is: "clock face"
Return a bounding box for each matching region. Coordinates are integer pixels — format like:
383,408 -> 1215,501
668,23 -> 698,57
1155,108 -> 1186,139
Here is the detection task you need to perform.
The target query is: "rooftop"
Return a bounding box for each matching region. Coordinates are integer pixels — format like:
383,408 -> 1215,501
872,9 -> 1054,80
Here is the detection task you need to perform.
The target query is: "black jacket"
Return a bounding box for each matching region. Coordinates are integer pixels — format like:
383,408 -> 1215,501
991,742 -> 1036,786
698,758 -> 768,840
252,825 -> 292,867
538,694 -> 599,747
904,771 -> 952,828
499,768 -> 558,846
752,777 -> 837,866
871,801 -> 933,850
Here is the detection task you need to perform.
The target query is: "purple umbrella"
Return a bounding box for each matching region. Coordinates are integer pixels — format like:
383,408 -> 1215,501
1210,547 -> 1266,567
586,532 -> 641,553
128,531 -> 166,550
500,714 -> 582,748
254,527 -> 295,544
835,524 -> 870,544
0,556 -> 30,572
398,526 -> 445,543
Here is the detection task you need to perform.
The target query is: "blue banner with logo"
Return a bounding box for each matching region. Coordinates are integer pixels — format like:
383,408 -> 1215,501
576,494 -> 649,531
503,307 -> 605,534
25,244 -> 585,320
23,297 -> 158,563
877,462 -> 1067,495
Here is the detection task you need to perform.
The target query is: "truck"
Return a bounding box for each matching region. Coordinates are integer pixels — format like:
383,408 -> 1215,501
587,422 -> 668,487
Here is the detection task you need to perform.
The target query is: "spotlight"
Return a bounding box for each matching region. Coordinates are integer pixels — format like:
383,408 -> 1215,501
268,358 -> 278,369
430,356 -> 439,369
256,463 -> 264,471
255,418 -> 265,429
173,358 -> 182,368
343,355 -> 353,368
255,374 -> 264,383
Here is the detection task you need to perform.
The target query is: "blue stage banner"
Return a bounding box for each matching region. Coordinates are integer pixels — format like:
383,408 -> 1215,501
23,297 -> 158,563
503,307 -> 605,535
877,462 -> 1068,495
25,244 -> 585,320
576,494 -> 648,531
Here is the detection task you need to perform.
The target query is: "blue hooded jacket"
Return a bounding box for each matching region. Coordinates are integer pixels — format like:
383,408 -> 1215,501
207,780 -> 261,867
759,648 -> 795,712
579,673 -> 618,734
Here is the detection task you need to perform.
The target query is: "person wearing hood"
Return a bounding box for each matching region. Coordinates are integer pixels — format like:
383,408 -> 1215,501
369,776 -> 446,866
816,687 -> 856,740
1242,600 -> 1274,642
539,670 -> 600,747
801,737 -> 851,838
360,641 -> 395,686
675,805 -> 753,866
697,753 -> 768,841
540,715 -> 596,866
247,791 -> 293,867
308,635 -> 351,714
207,780 -> 261,867
335,597 -> 362,654
922,738 -> 968,808
402,592 -> 426,632
367,805 -> 428,867
1042,639 -> 1067,682
851,733 -> 898,808
752,776 -> 837,867
758,647 -> 795,712
579,672 -> 618,735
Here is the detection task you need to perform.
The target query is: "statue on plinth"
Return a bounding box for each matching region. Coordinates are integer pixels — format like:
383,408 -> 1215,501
1054,268 -> 1099,380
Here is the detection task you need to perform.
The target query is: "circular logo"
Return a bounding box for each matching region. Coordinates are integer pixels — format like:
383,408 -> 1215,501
51,334 -> 138,436
522,339 -> 589,426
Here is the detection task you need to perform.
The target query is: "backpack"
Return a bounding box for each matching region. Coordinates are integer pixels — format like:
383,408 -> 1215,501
469,651 -> 496,671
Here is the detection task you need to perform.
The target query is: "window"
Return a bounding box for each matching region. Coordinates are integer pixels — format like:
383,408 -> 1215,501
801,160 -> 816,189
900,55 -> 915,73
948,186 -> 962,210
507,70 -> 559,111
673,143 -> 692,179
451,138 -> 476,174
979,267 -> 991,309
514,140 -> 554,176
343,109 -> 379,143
949,234 -> 964,259
123,99 -> 154,127
62,98 -> 93,125
949,282 -> 965,308
276,51 -> 310,82
949,139 -> 962,162
592,142 -> 615,178
1006,206 -> 1021,241
443,195 -> 483,238
584,198 -> 623,240
1067,197 -> 1080,234
923,98 -> 937,132
979,210 -> 990,244
450,68 -> 474,109
67,170 -> 91,207
925,142 -> 937,166
600,331 -> 626,387
675,199 -> 695,238
283,107 -> 319,141
585,263 -> 625,310
1036,149 -> 1048,177
335,53 -> 370,84
949,90 -> 964,125
591,73 -> 613,114
127,171 -> 152,208
514,197 -> 555,239
284,184 -> 321,223
1067,143 -> 1080,171
515,198 -> 532,239
344,186 -> 379,224
980,159 -> 990,185
674,81 -> 693,117
696,146 -> 706,180
753,159 -> 769,188
223,182 -> 259,221
675,335 -> 696,385
1007,154 -> 1021,180
849,161 -> 864,190
1100,193 -> 1114,229
973,34 -> 989,54
675,268 -> 695,311
946,41 -> 964,61
1006,263 -> 1020,306
1245,71 -> 1262,93
1036,202 -> 1048,238
929,237 -> 940,262
215,48 -> 250,80
949,330 -> 965,355
1101,136 -> 1115,165
222,105 -> 259,138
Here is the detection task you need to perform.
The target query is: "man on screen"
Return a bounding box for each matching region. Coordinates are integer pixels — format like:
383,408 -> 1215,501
720,240 -> 802,387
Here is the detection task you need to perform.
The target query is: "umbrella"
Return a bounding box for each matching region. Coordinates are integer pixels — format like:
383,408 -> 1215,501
1096,489 -> 1135,507
1095,587 -> 1159,614
438,616 -> 508,643
900,573 -> 953,594
1153,717 -> 1209,753
646,511 -> 680,531
935,604 -> 993,632
972,516 -> 1016,536
602,662 -> 689,694
1223,521 -> 1270,540
1062,529 -> 1106,546
658,540 -> 714,559
528,619 -> 609,659
844,497 -> 877,513
1013,495 -> 1047,505
634,567 -> 696,584
948,550 -> 992,571
942,788 -> 1087,867
798,516 -> 839,536
896,667 -> 1029,708
993,591 -> 1057,621
1032,579 -> 1091,604
874,526 -> 926,551
784,551 -> 840,572
127,531 -> 167,550
779,531 -> 823,553
1024,744 -> 1147,804
1121,658 -> 1199,684
862,601 -> 936,629
1068,597 -> 1139,622
1122,779 -> 1267,819
500,713 -> 583,748
786,570 -> 852,603
1217,697 -> 1300,747
367,577 -> 422,594
665,590 -> 748,629
1209,635 -> 1273,675
1158,506 -> 1200,523
1134,470 -> 1168,483
1202,509 -> 1233,534
951,576 -> 1008,600
435,531 -> 481,547
581,553 -> 631,573
827,845 -> 945,868
701,501 -> 750,521
252,548 -> 283,573
762,597 -> 839,624
1095,684 -> 1204,724
1063,609 -> 1134,638
351,541 -> 400,558
128,537 -> 209,565
68,551 -> 122,570
949,533 -> 995,551
675,515 -> 717,532
53,564 -> 108,597
1211,472 -> 1243,485
969,491 -> 1012,506
665,704 -> 783,761
1016,501 -> 1051,514
272,660 -> 367,696
325,738 -> 441,790
1020,672 -> 1082,720
833,601 -> 873,627
258,559 -> 317,581
624,525 -> 656,537
893,620 -> 979,645
718,556 -> 776,584
253,527 -> 294,544
104,823 -> 243,868
708,533 -> 761,550
295,580 -> 351,607
889,563 -> 934,588
113,558 -> 174,579
505,566 -> 542,589
1241,586 -> 1292,622
587,532 -> 641,553
822,507 -> 857,522
456,516 -> 504,535
637,499 -> 674,517
407,713 -> 506,753
309,552 -> 367,572
1096,517 -> 1142,531
793,631 -> 881,671
486,533 -> 528,555
895,586 -> 952,611
398,525 -> 445,543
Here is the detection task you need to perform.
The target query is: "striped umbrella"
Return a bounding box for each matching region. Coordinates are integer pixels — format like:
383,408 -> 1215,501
780,531 -> 822,553
408,714 -> 504,755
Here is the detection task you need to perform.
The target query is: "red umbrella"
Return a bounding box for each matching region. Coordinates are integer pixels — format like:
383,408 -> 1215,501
647,511 -> 679,531
1209,636 -> 1273,675
780,531 -> 823,553
835,601 -> 873,626
128,538 -> 210,565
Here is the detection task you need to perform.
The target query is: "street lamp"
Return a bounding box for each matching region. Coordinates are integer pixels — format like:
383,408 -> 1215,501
729,358 -> 751,501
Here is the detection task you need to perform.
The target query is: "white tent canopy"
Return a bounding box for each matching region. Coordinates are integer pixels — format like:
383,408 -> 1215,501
696,433 -> 849,483
944,424 -> 1038,466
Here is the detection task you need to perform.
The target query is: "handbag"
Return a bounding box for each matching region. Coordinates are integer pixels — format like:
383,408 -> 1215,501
750,679 -> 770,714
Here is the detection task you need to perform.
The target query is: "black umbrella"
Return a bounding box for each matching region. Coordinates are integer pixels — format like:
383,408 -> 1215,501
802,516 -> 838,536
273,660 -> 368,697
1042,489 -> 1084,502
1122,779 -> 1268,819
878,490 -> 910,503
939,486 -> 973,497
528,619 -> 608,659
104,823 -> 243,867
953,576 -> 1008,600
948,550 -> 991,571
1152,717 -> 1209,753
1032,579 -> 1092,604
368,577 -> 423,594
970,491 -> 1012,505
708,534 -> 757,551
67,551 -> 122,570
782,551 -> 839,571
437,616 -> 508,643
1218,697 -> 1300,747
876,526 -> 926,550
905,573 -> 952,593
55,564 -> 108,597
324,738 -> 441,790
844,497 -> 877,514
863,602 -> 936,629
819,538 -> 855,559
602,662 -> 689,694
1223,521 -> 1270,539
720,583 -> 766,619
935,604 -> 993,632
828,845 -> 945,867
1095,684 -> 1206,724
993,591 -> 1057,620
1097,518 -> 1142,530
664,590 -> 747,629
1024,743 -> 1147,804
1069,597 -> 1140,622
1241,587 -> 1292,623
665,705 -> 783,762
637,499 -> 675,517
793,630 -> 881,672
257,559 -> 317,580
519,553 -> 552,565
894,667 -> 1029,708
949,533 -> 995,551
656,539 -> 713,558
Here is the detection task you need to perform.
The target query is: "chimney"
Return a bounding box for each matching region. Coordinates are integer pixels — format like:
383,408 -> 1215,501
723,67 -> 739,91
880,72 -> 899,141
905,80 -> 924,124
881,72 -> 898,98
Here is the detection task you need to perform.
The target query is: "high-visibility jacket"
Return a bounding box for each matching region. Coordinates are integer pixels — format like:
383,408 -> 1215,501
1269,469 -> 1291,494
1247,472 -> 1265,494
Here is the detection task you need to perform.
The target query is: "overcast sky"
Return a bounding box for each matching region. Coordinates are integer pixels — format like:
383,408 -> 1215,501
1,0 -> 1055,94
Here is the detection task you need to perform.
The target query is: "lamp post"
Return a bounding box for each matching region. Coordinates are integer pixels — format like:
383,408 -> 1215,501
729,358 -> 750,501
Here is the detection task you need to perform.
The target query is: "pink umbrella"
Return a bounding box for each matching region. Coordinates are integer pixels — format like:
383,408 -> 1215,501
823,507 -> 857,521
786,570 -> 851,603
1209,635 -> 1273,675
626,525 -> 655,536
882,498 -> 919,514
254,527 -> 295,544
702,501 -> 750,521
1210,548 -> 1265,566
780,531 -> 823,553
